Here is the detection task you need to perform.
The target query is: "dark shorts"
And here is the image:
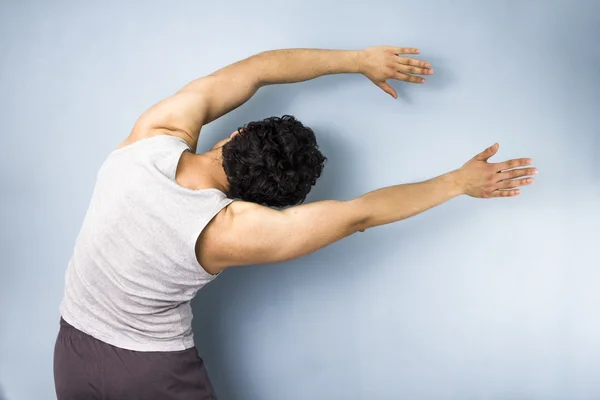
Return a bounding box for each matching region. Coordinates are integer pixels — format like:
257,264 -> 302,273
53,318 -> 218,400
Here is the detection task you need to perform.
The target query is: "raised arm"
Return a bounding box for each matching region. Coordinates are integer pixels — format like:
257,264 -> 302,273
197,144 -> 537,273
125,47 -> 433,150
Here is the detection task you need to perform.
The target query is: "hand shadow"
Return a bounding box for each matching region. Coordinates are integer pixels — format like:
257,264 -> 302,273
390,55 -> 458,104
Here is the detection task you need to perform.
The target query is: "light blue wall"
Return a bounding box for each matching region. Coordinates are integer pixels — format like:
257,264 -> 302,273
1,1 -> 599,399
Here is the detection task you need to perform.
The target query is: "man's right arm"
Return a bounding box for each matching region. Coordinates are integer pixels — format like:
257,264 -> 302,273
197,144 -> 537,272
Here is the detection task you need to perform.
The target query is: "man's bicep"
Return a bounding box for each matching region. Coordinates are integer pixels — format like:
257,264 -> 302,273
129,89 -> 209,149
198,200 -> 363,270
128,74 -> 259,149
181,73 -> 260,126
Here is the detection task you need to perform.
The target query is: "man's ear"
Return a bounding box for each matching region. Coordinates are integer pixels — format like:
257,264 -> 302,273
230,130 -> 241,138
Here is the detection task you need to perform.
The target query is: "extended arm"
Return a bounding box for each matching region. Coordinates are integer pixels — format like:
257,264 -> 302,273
127,47 -> 432,150
198,172 -> 462,270
197,144 -> 537,272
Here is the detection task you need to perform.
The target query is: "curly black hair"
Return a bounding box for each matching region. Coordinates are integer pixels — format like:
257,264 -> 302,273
221,115 -> 326,208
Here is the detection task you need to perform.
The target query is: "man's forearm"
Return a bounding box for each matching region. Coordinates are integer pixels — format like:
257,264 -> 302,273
253,49 -> 363,85
214,49 -> 363,87
174,49 -> 362,129
353,171 -> 464,231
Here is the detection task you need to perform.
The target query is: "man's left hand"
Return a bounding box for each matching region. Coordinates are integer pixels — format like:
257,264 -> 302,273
359,46 -> 433,98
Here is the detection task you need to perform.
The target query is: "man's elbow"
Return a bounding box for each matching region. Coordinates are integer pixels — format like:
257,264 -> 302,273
344,198 -> 371,233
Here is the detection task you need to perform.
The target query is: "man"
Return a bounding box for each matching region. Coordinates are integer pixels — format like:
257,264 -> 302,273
54,46 -> 537,399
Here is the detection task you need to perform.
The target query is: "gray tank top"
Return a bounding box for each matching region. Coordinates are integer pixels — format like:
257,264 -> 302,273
60,135 -> 233,351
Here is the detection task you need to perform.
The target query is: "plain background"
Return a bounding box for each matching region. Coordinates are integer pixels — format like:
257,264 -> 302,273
1,0 -> 599,399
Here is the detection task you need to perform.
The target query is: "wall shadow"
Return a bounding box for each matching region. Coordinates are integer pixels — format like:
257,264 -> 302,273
191,76 -> 360,400
195,74 -> 351,154
189,73 -> 464,400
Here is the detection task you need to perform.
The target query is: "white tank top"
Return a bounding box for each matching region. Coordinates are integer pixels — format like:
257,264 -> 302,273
60,135 -> 233,351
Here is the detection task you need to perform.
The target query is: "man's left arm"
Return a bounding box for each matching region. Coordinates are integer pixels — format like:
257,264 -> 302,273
127,47 -> 433,150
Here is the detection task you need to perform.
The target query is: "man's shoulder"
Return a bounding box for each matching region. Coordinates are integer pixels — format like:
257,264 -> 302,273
195,200 -> 275,271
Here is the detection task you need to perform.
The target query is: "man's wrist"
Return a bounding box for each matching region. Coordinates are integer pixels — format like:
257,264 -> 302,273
352,49 -> 367,74
445,170 -> 466,197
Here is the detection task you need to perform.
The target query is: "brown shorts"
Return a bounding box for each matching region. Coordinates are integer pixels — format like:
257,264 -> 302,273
53,318 -> 218,400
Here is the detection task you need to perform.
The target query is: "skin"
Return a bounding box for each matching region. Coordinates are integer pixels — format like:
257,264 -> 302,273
121,46 -> 538,275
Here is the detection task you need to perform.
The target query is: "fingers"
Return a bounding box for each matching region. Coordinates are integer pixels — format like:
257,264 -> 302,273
496,167 -> 538,182
391,49 -> 432,84
490,189 -> 521,198
397,64 -> 434,76
492,166 -> 538,196
495,158 -> 533,171
497,177 -> 535,189
395,72 -> 426,84
392,47 -> 420,55
377,81 -> 398,98
397,56 -> 431,69
474,143 -> 499,161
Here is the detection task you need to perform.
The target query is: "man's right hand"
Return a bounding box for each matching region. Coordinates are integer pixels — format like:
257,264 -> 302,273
456,143 -> 538,198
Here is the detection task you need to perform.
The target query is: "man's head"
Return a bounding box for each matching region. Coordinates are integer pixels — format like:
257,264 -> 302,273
215,115 -> 326,208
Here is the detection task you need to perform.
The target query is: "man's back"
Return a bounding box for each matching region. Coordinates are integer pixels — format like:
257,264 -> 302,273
60,135 -> 232,352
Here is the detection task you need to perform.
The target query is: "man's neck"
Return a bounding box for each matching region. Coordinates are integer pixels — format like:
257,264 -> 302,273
176,150 -> 229,193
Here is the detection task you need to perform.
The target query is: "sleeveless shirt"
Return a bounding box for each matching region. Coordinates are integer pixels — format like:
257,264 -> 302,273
60,135 -> 232,351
